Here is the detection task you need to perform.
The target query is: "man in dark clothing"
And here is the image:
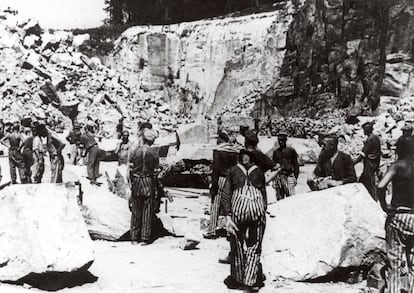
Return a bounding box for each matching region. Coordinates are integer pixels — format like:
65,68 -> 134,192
222,150 -> 267,293
127,129 -> 159,244
396,123 -> 413,160
309,136 -> 357,191
116,117 -> 124,139
66,123 -> 82,165
265,115 -> 272,138
0,124 -> 26,184
354,121 -> 381,199
253,118 -> 260,134
244,130 -> 277,173
44,128 -> 66,183
80,124 -> 101,184
204,143 -> 241,239
377,137 -> 414,293
20,127 -> 35,183
272,133 -> 300,199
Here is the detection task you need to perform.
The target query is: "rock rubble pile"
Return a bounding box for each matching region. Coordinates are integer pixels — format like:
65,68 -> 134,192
0,9 -> 191,136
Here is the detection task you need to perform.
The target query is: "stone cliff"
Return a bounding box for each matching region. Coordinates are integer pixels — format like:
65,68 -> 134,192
106,1 -> 303,119
108,0 -> 414,120
266,0 -> 392,117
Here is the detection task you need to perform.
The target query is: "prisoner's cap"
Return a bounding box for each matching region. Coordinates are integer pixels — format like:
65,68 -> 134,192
244,130 -> 259,145
277,132 -> 288,138
323,135 -> 339,146
402,122 -> 413,131
239,149 -> 254,158
140,122 -> 153,131
362,120 -> 375,129
143,129 -> 157,142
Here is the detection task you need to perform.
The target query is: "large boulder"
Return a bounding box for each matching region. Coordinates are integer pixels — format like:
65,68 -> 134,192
0,183 -> 94,281
262,183 -> 385,281
71,164 -> 131,241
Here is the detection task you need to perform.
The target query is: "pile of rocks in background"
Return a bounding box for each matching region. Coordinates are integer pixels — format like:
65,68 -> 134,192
0,9 -> 192,137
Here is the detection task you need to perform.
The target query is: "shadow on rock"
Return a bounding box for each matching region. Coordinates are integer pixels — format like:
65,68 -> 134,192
8,262 -> 97,291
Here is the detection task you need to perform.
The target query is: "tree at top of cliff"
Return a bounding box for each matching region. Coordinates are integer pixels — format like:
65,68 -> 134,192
104,0 -> 285,25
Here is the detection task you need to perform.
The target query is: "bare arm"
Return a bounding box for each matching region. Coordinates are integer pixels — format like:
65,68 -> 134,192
377,164 -> 398,212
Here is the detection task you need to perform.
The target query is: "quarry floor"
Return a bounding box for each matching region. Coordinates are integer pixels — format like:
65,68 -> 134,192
0,157 -> 367,293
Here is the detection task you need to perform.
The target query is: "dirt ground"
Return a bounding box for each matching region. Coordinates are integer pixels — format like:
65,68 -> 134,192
0,155 -> 367,293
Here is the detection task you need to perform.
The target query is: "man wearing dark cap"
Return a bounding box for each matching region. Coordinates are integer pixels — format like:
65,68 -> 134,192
377,137 -> 414,293
396,122 -> 413,160
309,136 -> 357,191
244,129 -> 276,173
272,133 -> 299,199
136,122 -> 153,148
354,121 -> 381,199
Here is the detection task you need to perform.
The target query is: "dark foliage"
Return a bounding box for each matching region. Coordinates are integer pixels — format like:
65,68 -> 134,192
104,0 -> 285,25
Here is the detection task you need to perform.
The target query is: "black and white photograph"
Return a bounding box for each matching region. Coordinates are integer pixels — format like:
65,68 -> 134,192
0,0 -> 412,292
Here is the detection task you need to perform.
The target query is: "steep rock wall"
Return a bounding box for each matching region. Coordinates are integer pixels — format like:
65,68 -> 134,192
107,0 -> 414,120
106,1 -> 304,118
265,0 -> 391,117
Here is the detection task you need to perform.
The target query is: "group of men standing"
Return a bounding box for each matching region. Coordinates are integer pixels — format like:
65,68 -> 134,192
206,117 -> 414,292
0,119 -> 66,185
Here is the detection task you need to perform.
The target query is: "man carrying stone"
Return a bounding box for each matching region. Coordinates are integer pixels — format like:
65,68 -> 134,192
377,137 -> 414,293
272,133 -> 299,200
308,136 -> 356,191
354,121 -> 381,200
115,130 -> 131,166
0,123 -> 26,184
127,128 -> 159,245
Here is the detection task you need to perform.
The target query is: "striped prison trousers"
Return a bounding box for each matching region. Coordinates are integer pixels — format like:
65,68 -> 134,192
130,175 -> 154,242
207,176 -> 226,235
385,213 -> 414,293
230,218 -> 266,287
273,174 -> 296,201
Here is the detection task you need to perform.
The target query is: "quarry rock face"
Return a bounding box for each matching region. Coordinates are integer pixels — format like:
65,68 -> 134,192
266,0 -> 390,115
262,183 -> 385,281
0,183 -> 94,281
108,2 -> 302,118
264,0 -> 414,116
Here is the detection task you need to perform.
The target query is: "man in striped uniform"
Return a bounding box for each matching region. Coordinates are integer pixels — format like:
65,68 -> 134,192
272,133 -> 299,200
127,129 -> 159,245
222,150 -> 267,292
378,137 -> 414,293
204,142 -> 240,239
